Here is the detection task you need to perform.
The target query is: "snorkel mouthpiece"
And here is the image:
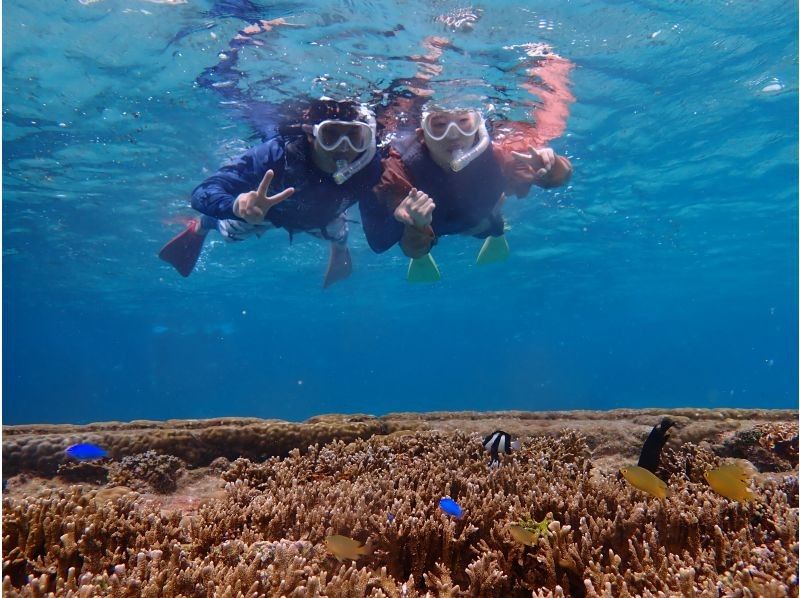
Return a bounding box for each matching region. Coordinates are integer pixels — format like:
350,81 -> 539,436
450,149 -> 467,172
449,119 -> 490,172
333,160 -> 350,185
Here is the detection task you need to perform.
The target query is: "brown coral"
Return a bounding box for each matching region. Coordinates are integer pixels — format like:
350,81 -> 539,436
2,412 -> 797,597
4,409 -> 796,478
757,422 -> 799,463
55,461 -> 109,485
108,451 -> 186,494
659,442 -> 721,484
717,422 -> 799,472
2,415 -> 389,477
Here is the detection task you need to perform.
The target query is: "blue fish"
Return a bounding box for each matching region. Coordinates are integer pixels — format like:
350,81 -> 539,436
387,513 -> 395,522
65,443 -> 108,461
438,497 -> 463,519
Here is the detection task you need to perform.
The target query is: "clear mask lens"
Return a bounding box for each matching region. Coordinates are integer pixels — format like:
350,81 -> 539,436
313,120 -> 372,152
422,111 -> 481,141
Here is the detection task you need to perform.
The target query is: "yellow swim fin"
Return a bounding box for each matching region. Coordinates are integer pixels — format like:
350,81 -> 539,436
407,253 -> 441,283
476,235 -> 510,265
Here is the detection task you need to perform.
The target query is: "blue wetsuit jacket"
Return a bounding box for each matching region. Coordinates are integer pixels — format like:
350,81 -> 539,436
192,135 -> 382,238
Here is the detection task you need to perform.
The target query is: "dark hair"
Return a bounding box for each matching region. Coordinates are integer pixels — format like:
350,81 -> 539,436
303,99 -> 360,125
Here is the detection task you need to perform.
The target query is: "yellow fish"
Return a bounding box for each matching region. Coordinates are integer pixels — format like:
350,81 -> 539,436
324,535 -> 370,562
704,463 -> 755,502
508,524 -> 539,547
620,466 -> 669,500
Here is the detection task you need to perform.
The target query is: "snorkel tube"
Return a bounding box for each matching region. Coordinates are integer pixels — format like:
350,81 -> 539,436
332,106 -> 377,185
449,116 -> 490,172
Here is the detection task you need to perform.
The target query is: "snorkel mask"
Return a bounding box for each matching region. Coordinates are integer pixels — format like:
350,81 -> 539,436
308,104 -> 377,185
421,107 -> 490,172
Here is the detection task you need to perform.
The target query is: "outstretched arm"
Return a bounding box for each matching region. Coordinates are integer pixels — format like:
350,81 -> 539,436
191,140 -> 288,221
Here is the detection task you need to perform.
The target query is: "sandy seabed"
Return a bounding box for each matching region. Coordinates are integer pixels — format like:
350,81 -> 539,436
2,408 -> 798,596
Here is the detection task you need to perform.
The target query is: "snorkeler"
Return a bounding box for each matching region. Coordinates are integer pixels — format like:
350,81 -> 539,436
362,44 -> 575,282
364,101 -> 572,281
159,14 -> 456,285
158,99 -> 381,287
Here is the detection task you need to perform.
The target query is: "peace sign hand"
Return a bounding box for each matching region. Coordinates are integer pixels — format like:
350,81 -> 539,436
233,169 -> 295,224
511,145 -> 556,178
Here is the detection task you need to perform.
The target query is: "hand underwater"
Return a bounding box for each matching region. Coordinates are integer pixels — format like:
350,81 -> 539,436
394,188 -> 435,228
511,145 -> 556,178
233,169 -> 295,224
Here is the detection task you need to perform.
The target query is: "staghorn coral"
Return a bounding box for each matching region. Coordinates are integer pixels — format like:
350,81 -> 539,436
2,410 -> 798,596
107,451 -> 186,494
659,442 -> 721,484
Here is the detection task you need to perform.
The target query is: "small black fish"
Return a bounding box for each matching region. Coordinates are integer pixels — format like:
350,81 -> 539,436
482,430 -> 520,466
637,418 -> 676,474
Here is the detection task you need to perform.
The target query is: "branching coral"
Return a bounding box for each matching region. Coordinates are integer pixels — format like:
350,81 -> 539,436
2,414 -> 798,596
659,442 -> 721,483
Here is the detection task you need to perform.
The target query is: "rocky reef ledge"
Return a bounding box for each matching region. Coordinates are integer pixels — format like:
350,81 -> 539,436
2,408 -> 798,596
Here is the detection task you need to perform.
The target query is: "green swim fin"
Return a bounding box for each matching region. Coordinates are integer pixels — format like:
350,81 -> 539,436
476,235 -> 510,265
407,253 -> 441,283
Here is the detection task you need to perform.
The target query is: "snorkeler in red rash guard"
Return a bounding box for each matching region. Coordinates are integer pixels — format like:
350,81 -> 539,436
362,43 -> 575,282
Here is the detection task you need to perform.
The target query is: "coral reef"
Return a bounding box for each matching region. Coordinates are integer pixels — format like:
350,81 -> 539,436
108,451 -> 187,494
2,415 -> 389,477
717,422 -> 799,473
55,461 -> 109,485
2,409 -> 797,596
4,408 -> 796,478
659,442 -> 721,484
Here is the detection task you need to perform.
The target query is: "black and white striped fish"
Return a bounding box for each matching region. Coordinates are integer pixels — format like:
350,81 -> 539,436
482,430 -> 520,466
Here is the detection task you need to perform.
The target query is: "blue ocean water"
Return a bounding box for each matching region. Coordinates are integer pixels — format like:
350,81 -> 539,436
3,0 -> 797,424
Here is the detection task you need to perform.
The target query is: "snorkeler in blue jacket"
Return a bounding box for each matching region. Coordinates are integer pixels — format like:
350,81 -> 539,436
159,7 -> 496,285
159,99 -> 381,287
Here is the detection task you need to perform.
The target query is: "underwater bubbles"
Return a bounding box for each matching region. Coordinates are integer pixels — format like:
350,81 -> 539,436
760,79 -> 785,93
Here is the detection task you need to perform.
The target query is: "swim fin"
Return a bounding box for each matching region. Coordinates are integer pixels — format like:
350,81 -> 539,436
323,243 -> 353,288
158,220 -> 207,277
407,253 -> 441,283
476,235 -> 510,265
